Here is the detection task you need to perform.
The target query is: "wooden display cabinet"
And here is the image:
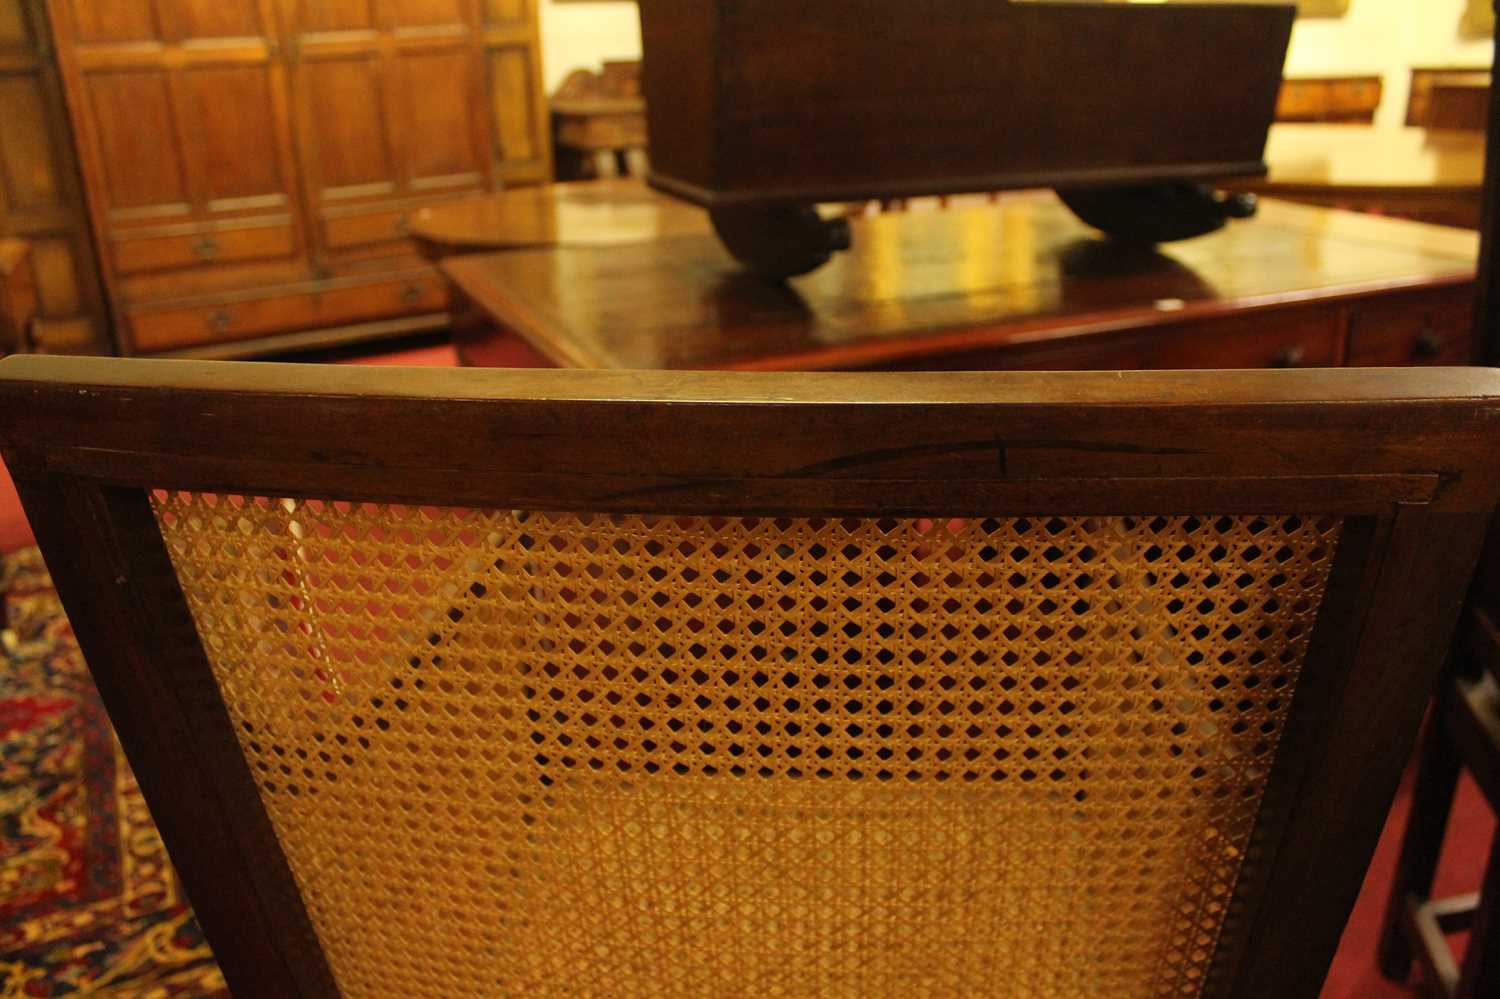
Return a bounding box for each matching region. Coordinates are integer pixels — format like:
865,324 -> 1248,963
0,0 -> 109,353
43,0 -> 551,357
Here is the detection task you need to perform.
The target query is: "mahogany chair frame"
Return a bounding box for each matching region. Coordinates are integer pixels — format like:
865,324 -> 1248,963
3,356 -> 1500,997
1378,601 -> 1500,997
1479,0 -> 1500,370
1372,4 -> 1500,994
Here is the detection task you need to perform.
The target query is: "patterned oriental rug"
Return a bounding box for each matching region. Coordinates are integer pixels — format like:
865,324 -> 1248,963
0,548 -> 226,997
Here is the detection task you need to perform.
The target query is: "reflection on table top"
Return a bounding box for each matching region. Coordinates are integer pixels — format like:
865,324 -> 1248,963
1248,124 -> 1486,193
444,193 -> 1478,371
410,179 -> 709,256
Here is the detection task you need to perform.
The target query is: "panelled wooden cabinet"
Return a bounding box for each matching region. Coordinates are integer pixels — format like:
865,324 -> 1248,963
44,0 -> 549,356
0,0 -> 109,353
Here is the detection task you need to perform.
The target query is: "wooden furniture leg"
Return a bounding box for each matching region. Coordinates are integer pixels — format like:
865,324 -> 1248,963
1458,828 -> 1500,997
1380,618 -> 1500,997
1379,700 -> 1465,981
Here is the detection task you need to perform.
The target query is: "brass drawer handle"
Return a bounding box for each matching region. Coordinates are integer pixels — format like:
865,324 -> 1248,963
400,284 -> 423,305
1413,324 -> 1446,360
395,214 -> 411,237
208,310 -> 233,334
1270,345 -> 1307,368
194,236 -> 219,261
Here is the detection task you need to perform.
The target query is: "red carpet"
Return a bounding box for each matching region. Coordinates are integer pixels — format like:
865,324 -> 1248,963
0,459 -> 31,554
1323,765 -> 1493,998
0,550 -> 227,996
0,339 -> 1488,990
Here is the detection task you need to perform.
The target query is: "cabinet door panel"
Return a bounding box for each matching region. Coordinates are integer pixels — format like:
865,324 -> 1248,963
397,50 -> 485,187
302,55 -> 396,196
6,0 -> 110,351
487,44 -> 539,165
86,71 -> 191,216
30,236 -> 82,314
64,0 -> 160,44
481,0 -> 526,25
167,0 -> 265,38
0,2 -> 26,42
478,0 -> 545,182
170,3 -> 296,221
289,0 -> 490,209
59,0 -> 298,229
294,0 -> 375,33
185,65 -> 290,207
391,0 -> 467,27
0,76 -> 61,210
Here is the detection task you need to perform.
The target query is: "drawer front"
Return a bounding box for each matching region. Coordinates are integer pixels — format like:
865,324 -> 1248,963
1347,288 -> 1475,367
323,207 -> 418,251
1276,81 -> 1324,118
126,273 -> 447,353
556,113 -> 649,150
1276,78 -> 1379,122
879,308 -> 1341,372
1328,79 -> 1381,113
113,222 -> 297,275
1137,310 -> 1341,369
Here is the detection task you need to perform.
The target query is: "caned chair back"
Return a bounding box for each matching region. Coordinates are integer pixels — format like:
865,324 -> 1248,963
3,356 -> 1499,999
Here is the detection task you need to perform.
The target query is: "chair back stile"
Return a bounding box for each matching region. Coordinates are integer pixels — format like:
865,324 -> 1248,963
1371,15 -> 1500,996
2,357 -> 1499,999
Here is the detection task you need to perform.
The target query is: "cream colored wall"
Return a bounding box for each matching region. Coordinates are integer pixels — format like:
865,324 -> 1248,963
536,1 -> 1492,132
1286,0 -> 1491,128
538,1 -> 642,92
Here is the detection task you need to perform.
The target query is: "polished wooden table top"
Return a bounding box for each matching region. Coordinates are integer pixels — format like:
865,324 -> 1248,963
410,179 -> 708,259
1246,124 -> 1486,195
446,193 -> 1478,371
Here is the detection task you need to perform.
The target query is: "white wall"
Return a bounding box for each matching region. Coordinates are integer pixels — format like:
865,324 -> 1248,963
538,1 -> 642,92
1285,0 -> 1492,128
536,1 -> 1493,131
